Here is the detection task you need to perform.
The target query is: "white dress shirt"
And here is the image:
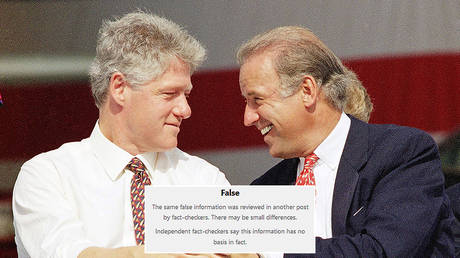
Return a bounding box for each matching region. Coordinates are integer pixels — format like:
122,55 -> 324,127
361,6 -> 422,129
297,112 -> 350,239
13,122 -> 229,258
264,113 -> 350,258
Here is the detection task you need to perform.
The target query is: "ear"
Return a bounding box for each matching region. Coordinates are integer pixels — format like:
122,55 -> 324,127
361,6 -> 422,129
108,72 -> 129,106
300,75 -> 319,108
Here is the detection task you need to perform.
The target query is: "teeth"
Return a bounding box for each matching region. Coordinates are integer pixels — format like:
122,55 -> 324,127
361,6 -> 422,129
261,125 -> 273,136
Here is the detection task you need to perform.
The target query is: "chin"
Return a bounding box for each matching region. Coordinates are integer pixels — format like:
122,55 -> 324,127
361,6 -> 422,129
149,140 -> 177,152
268,145 -> 297,159
162,142 -> 178,151
268,147 -> 285,159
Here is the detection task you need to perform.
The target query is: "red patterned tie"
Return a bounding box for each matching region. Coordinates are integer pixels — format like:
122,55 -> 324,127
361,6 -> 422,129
127,157 -> 151,245
296,153 -> 319,185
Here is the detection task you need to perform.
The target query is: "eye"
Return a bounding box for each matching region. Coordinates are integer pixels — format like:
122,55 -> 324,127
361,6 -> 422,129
162,92 -> 177,98
254,97 -> 263,104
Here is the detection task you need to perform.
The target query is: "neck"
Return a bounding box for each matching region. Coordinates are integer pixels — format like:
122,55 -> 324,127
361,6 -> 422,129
300,104 -> 341,157
98,104 -> 142,156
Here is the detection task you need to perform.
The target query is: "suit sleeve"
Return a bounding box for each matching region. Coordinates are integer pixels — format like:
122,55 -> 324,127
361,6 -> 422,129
313,130 -> 454,257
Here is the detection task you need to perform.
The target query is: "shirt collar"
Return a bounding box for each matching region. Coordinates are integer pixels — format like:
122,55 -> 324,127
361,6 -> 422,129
313,112 -> 351,171
89,121 -> 157,181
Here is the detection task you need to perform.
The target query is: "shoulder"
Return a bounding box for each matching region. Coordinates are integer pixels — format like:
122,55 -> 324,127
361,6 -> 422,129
365,123 -> 439,164
23,139 -> 90,167
16,139 -> 91,188
162,148 -> 229,185
13,139 -> 91,205
351,121 -> 444,192
348,117 -> 438,164
164,148 -> 217,169
350,115 -> 436,150
370,123 -> 436,147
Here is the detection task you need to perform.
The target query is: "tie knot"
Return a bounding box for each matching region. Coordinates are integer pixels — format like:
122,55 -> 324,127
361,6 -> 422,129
303,153 -> 319,169
127,157 -> 146,175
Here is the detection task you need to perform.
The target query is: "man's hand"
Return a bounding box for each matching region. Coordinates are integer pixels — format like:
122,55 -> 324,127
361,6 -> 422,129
79,246 -> 234,258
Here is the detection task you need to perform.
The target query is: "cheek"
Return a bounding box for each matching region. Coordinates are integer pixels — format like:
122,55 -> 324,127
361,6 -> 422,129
266,103 -> 292,123
150,105 -> 176,125
277,107 -> 304,134
258,102 -> 278,119
145,100 -> 170,116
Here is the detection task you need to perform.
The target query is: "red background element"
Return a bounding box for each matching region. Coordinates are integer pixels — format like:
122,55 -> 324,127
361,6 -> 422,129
1,53 -> 459,160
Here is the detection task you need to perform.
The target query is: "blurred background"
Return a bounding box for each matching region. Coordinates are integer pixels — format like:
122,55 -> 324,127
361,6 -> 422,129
0,0 -> 459,256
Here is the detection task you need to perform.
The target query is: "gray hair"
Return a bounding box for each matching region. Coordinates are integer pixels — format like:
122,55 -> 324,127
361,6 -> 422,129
89,11 -> 206,108
237,26 -> 360,112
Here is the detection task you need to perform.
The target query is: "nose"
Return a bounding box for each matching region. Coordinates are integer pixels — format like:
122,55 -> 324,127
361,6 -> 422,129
243,104 -> 259,127
173,95 -> 192,119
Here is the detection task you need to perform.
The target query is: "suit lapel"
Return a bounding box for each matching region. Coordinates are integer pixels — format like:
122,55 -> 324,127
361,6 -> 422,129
332,116 -> 369,236
251,158 -> 299,185
280,158 -> 299,185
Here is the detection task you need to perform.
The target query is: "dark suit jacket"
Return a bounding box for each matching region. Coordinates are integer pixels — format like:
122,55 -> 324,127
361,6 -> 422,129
252,116 -> 454,257
447,183 -> 460,257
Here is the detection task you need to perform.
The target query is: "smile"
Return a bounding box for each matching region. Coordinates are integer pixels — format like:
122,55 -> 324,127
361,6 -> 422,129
261,125 -> 273,136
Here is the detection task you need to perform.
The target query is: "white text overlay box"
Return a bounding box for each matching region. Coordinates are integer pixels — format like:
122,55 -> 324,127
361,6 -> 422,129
145,186 -> 315,253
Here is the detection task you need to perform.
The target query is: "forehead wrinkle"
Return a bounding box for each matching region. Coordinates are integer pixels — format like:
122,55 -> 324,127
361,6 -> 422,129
159,77 -> 192,89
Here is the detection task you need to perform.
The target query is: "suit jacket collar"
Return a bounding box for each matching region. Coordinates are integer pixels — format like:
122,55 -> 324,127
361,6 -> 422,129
331,115 -> 369,236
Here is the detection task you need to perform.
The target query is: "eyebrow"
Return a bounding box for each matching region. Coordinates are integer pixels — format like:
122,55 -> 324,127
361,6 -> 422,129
242,89 -> 261,98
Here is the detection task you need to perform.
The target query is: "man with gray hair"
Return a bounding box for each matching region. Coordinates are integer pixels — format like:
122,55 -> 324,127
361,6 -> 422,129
238,26 -> 454,256
13,11 -> 229,257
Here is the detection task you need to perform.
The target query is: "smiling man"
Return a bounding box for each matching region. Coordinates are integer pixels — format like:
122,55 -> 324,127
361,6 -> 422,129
237,26 -> 454,257
13,12 -> 229,258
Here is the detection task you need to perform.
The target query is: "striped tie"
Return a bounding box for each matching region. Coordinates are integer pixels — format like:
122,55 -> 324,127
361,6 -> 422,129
127,157 -> 151,245
295,153 -> 319,185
